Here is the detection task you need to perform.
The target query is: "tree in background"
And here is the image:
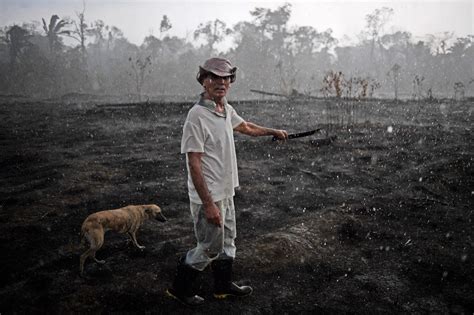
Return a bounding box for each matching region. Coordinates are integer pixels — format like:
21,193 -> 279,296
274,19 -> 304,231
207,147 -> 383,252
106,25 -> 124,51
292,26 -> 320,56
0,5 -> 473,100
128,55 -> 152,102
142,14 -> 173,90
194,19 -> 231,53
321,71 -> 344,98
250,3 -> 292,51
69,1 -> 88,55
453,82 -> 465,100
412,75 -> 424,100
387,63 -> 401,100
447,36 -> 474,94
64,0 -> 90,92
160,15 -> 172,39
426,32 -> 454,56
5,25 -> 31,69
42,15 -> 70,55
231,21 -> 263,95
1,23 -> 58,96
86,21 -> 129,92
87,20 -> 106,46
247,3 -> 294,95
2,25 -> 32,94
42,14 -> 71,96
290,25 -> 337,95
364,7 -> 393,73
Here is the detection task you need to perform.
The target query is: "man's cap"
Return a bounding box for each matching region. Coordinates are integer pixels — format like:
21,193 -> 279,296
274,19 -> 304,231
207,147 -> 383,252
197,57 -> 237,85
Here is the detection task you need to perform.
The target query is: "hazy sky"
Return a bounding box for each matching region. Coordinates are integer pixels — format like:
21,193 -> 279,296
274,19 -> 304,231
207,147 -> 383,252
1,0 -> 472,48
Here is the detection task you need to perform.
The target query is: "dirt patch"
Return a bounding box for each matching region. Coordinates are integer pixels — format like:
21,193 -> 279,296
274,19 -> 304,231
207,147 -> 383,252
0,98 -> 472,313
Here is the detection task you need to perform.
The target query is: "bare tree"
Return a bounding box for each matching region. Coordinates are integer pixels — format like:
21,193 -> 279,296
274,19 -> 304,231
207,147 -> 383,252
453,82 -> 465,100
355,77 -> 369,99
368,79 -> 381,98
69,0 -> 88,54
275,59 -> 298,96
343,77 -> 355,99
128,55 -> 152,102
387,63 -> 401,100
321,71 -> 344,98
412,75 -> 425,100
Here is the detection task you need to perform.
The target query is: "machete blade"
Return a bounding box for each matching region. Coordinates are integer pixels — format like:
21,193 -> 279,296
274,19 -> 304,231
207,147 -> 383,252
272,128 -> 321,141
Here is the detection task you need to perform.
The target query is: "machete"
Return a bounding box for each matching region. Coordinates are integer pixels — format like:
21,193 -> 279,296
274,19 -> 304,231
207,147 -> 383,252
272,128 -> 321,141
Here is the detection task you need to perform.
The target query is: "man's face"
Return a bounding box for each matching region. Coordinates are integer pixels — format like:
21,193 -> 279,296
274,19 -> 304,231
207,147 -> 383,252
203,73 -> 231,100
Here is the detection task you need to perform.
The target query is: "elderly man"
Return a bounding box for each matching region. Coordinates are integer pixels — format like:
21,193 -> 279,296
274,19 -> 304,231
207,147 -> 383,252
166,57 -> 288,306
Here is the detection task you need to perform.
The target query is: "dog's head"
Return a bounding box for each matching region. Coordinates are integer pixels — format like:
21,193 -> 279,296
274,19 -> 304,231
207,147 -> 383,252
144,204 -> 167,222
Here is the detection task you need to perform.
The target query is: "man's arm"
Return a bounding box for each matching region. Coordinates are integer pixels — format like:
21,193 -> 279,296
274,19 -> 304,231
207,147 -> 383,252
234,121 -> 288,140
187,152 -> 221,226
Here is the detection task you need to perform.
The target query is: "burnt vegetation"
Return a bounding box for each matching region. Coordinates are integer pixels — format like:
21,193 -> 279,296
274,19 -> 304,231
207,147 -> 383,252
0,2 -> 473,314
0,97 -> 472,313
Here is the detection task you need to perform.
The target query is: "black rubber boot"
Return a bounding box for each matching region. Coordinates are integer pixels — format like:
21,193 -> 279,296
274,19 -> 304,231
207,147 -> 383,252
211,259 -> 253,299
166,257 -> 205,306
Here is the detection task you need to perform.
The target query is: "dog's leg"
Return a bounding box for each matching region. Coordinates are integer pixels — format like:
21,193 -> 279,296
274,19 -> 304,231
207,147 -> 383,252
80,231 -> 106,274
92,232 -> 106,264
80,230 -> 95,275
79,247 -> 105,274
80,249 -> 92,275
128,231 -> 145,250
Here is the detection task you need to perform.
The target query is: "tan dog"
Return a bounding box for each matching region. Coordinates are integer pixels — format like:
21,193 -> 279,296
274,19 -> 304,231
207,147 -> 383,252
79,204 -> 166,274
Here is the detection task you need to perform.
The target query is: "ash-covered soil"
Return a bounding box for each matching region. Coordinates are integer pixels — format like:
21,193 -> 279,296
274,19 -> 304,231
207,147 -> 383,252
0,97 -> 472,314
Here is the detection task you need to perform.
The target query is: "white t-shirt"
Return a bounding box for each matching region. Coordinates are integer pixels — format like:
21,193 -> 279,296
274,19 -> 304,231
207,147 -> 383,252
181,97 -> 244,204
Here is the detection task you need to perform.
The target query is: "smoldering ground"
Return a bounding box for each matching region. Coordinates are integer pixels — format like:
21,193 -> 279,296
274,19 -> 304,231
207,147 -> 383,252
0,97 -> 472,313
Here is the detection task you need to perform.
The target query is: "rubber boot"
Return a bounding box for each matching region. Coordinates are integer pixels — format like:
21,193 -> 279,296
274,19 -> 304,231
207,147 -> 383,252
211,259 -> 253,299
166,257 -> 205,306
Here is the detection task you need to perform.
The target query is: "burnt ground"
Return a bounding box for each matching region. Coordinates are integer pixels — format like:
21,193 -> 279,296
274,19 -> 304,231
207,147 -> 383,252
0,97 -> 472,314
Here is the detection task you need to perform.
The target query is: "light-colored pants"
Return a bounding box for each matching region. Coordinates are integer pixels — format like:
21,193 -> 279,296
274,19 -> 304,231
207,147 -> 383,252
185,197 -> 237,271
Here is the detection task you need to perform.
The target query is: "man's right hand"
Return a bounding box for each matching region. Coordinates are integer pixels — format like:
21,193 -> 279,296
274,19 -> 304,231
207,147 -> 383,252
273,129 -> 288,141
204,202 -> 222,227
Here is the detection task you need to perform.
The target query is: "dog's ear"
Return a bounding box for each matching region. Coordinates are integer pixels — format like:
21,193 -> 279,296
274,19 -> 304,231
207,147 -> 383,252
144,206 -> 154,217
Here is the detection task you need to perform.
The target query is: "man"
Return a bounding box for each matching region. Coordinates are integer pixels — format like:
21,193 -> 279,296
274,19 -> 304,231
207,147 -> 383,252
166,57 -> 288,306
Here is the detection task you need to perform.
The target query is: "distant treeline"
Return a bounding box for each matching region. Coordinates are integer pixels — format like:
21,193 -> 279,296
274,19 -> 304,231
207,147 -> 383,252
1,4 -> 473,100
